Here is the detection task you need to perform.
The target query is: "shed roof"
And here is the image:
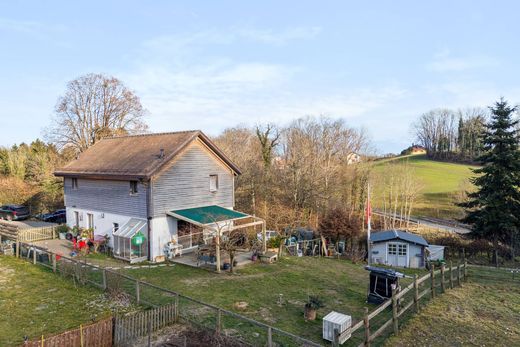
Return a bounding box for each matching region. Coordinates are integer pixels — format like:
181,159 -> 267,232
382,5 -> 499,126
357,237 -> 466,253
113,218 -> 147,239
54,130 -> 241,180
370,230 -> 429,247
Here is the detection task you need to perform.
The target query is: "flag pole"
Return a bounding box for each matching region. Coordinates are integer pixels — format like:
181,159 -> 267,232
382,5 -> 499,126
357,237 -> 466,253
367,182 -> 371,266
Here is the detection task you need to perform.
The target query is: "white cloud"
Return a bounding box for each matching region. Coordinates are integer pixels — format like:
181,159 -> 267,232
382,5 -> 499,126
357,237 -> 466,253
238,26 -> 322,45
427,50 -> 499,72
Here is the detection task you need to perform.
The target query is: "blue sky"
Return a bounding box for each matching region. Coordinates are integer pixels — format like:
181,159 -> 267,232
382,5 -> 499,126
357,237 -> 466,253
1,1 -> 519,153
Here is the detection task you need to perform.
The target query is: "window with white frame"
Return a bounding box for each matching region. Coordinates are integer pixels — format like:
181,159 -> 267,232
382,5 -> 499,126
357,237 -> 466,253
398,244 -> 407,256
209,174 -> 218,192
388,243 -> 397,255
113,223 -> 119,233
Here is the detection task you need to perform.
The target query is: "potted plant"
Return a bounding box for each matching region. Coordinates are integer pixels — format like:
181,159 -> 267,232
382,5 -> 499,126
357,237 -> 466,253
57,225 -> 70,240
304,295 -> 324,321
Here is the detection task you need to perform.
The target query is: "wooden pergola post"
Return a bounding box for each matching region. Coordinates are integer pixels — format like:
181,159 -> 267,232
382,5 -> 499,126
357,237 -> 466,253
215,228 -> 221,273
262,220 -> 267,254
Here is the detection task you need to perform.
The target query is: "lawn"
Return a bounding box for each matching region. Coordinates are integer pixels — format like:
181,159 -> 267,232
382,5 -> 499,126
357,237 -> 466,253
385,281 -> 520,347
374,154 -> 477,219
123,256 -> 424,344
0,255 -> 122,346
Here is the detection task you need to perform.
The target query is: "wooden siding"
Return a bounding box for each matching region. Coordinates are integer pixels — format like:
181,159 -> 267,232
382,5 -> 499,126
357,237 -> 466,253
151,141 -> 234,217
64,177 -> 147,218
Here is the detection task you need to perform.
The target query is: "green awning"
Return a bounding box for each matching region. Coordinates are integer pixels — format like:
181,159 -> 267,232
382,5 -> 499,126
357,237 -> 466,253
168,205 -> 249,226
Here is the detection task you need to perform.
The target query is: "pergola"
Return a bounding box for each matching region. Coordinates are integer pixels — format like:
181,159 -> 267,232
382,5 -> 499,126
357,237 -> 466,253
167,205 -> 266,272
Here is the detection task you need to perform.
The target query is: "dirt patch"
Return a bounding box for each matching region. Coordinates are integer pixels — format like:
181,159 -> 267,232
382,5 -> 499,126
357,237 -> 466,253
0,264 -> 15,288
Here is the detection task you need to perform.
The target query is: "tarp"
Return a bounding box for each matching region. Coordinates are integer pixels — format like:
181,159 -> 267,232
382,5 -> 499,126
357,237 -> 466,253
426,245 -> 445,261
168,205 -> 249,226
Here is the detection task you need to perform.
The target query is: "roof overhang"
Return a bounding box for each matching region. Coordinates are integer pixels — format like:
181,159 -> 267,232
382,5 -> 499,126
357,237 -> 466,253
167,205 -> 263,231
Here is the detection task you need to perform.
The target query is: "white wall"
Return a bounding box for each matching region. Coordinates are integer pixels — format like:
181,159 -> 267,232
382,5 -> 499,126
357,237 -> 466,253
370,241 -> 425,268
149,216 -> 178,260
66,207 -> 134,248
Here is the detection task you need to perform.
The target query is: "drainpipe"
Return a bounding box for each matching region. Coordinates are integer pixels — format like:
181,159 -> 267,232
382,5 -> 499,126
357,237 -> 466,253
146,179 -> 153,262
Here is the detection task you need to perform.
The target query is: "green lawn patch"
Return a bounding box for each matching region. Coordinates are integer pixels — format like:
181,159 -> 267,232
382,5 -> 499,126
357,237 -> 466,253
123,256 -> 423,343
0,256 -> 116,346
385,281 -> 520,347
374,154 -> 478,219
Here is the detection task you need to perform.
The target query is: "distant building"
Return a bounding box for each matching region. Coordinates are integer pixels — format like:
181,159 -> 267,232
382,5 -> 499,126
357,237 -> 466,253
346,152 -> 362,165
401,144 -> 426,155
369,230 -> 429,268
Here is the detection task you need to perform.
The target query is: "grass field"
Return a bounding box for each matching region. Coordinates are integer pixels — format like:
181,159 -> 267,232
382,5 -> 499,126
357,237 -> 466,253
374,154 -> 478,219
123,256 -> 423,343
385,280 -> 520,347
0,256 -> 119,346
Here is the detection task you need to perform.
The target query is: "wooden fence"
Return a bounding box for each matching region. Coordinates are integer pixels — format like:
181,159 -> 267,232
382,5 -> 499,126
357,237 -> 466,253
114,303 -> 177,346
338,261 -> 467,347
22,317 -> 113,347
0,220 -> 56,247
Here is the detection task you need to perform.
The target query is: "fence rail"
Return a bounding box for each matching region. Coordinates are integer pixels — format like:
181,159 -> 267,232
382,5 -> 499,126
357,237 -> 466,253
22,317 -> 113,347
13,242 -> 322,347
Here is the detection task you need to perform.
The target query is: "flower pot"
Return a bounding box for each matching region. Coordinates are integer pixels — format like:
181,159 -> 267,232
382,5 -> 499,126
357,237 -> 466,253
304,306 -> 317,321
251,254 -> 258,261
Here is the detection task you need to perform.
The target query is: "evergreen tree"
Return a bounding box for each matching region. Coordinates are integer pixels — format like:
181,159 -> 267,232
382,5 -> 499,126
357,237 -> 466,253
460,99 -> 520,260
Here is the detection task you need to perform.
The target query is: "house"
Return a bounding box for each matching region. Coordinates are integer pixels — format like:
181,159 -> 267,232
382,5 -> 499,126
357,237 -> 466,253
54,131 -> 266,267
346,152 -> 362,165
369,230 -> 428,268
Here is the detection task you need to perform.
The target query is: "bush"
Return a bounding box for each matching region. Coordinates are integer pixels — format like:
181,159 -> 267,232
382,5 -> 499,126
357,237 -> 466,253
266,236 -> 282,249
56,224 -> 69,234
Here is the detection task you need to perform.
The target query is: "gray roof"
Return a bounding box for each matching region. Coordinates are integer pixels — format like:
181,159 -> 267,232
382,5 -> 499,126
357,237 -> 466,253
370,230 -> 429,247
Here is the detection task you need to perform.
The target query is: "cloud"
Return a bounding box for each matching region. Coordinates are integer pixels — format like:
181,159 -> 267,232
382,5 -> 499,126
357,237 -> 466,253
238,26 -> 322,45
427,50 -> 499,72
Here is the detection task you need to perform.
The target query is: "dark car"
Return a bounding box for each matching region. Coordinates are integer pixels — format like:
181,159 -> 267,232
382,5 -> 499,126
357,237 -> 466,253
0,205 -> 30,221
42,209 -> 67,224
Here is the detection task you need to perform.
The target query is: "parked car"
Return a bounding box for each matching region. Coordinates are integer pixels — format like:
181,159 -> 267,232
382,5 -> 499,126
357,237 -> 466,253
257,230 -> 279,241
0,205 -> 30,221
41,209 -> 67,224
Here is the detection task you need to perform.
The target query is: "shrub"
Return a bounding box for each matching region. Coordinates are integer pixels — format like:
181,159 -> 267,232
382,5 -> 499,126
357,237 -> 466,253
266,236 -> 282,249
56,224 -> 70,234
305,295 -> 325,310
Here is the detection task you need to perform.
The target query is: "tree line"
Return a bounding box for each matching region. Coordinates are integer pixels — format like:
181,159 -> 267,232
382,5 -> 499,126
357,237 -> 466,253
413,107 -> 487,162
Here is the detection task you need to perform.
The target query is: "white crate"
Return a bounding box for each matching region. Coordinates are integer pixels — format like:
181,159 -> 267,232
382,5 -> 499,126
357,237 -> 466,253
323,311 -> 352,344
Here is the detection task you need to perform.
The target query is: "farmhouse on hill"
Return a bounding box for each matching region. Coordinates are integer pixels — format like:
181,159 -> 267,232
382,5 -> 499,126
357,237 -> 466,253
369,230 -> 429,268
54,131 -> 266,267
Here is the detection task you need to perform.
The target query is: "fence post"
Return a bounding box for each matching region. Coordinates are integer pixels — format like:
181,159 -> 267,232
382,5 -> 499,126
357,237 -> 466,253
391,288 -> 398,336
174,294 -> 179,322
80,324 -> 84,347
333,328 -> 339,347
430,264 -> 435,299
32,246 -> 36,264
102,269 -> 107,290
449,261 -> 453,289
216,308 -> 222,333
267,326 -> 273,347
440,264 -> 445,293
413,274 -> 419,313
52,253 -> 57,273
16,240 -> 19,258
457,261 -> 461,287
464,261 -> 468,282
364,307 -> 370,346
136,280 -> 141,304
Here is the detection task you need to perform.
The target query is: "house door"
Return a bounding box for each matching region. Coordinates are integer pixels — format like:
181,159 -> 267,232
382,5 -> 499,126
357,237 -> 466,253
388,242 -> 408,267
87,213 -> 94,230
74,211 -> 79,228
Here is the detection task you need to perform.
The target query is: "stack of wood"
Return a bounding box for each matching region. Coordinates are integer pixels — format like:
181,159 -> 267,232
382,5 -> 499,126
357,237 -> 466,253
0,220 -> 19,241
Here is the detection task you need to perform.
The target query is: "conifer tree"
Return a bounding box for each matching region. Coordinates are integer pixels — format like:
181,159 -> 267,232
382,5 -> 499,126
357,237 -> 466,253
461,99 -> 520,260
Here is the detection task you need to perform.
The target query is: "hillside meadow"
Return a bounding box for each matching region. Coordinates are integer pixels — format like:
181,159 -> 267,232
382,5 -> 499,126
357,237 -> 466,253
373,154 -> 478,219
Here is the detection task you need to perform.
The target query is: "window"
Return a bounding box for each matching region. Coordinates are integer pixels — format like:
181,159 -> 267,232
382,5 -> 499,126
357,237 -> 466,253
71,178 -> 78,190
87,213 -> 94,230
130,181 -> 138,195
209,175 -> 218,192
74,211 -> 79,228
113,223 -> 119,233
388,243 -> 397,255
398,244 -> 407,256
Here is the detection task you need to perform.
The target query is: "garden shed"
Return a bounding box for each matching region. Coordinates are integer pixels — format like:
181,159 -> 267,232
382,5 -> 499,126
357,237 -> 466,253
369,230 -> 428,268
113,218 -> 149,263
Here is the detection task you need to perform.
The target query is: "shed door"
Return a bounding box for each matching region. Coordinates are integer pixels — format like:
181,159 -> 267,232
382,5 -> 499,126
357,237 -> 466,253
388,242 -> 408,267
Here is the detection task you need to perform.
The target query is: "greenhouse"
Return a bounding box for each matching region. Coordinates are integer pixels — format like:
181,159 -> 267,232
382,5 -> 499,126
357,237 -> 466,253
113,218 -> 148,263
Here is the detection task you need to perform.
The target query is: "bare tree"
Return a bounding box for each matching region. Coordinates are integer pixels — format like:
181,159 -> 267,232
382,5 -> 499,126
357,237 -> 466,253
46,73 -> 148,152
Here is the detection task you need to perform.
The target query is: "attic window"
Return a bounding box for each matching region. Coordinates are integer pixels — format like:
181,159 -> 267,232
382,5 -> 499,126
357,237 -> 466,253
209,175 -> 218,192
130,181 -> 138,195
71,178 -> 78,190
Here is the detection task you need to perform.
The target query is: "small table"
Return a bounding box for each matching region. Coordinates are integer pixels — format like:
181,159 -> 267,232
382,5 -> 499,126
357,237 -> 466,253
259,252 -> 278,263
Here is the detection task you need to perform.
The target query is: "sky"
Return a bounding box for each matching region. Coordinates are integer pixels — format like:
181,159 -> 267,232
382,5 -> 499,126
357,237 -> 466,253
1,1 -> 519,154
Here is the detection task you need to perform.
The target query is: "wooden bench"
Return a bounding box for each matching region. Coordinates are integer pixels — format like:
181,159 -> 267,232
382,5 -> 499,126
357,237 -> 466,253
259,252 -> 278,263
